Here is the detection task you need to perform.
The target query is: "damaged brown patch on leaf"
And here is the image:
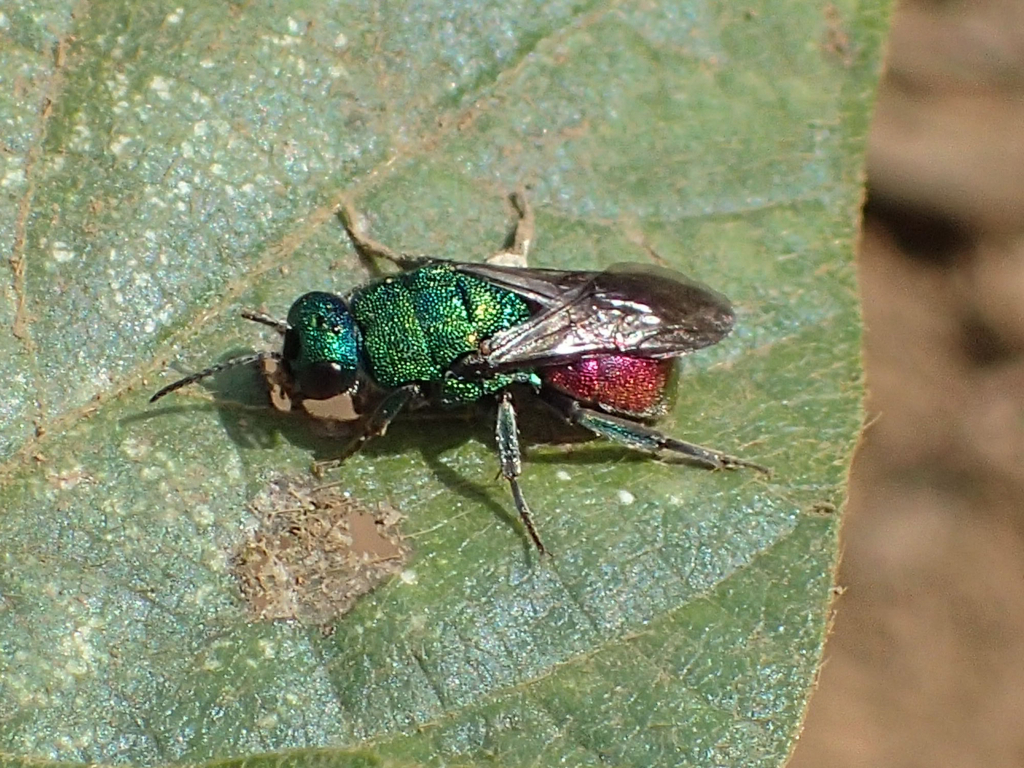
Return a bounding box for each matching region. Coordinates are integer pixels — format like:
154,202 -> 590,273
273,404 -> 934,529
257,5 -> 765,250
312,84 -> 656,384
261,356 -> 361,423
232,474 -> 411,625
821,3 -> 855,68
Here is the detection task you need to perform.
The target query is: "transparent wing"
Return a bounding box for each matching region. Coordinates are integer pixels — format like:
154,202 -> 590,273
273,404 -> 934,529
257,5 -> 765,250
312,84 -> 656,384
454,262 -> 735,370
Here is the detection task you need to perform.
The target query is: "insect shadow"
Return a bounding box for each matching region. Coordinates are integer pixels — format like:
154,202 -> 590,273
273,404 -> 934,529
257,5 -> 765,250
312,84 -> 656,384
138,356 -> 576,548
139,352 -> 663,552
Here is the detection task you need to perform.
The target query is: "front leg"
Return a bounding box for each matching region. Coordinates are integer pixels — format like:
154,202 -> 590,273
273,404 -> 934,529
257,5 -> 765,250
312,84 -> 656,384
313,383 -> 420,476
337,200 -> 433,272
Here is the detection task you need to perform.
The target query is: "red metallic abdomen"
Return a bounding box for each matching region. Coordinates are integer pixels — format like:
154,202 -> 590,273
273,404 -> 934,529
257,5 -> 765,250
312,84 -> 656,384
542,355 -> 674,418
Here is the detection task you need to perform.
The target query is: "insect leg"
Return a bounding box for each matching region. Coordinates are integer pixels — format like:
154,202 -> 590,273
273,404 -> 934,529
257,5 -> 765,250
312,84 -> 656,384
485,188 -> 535,268
496,390 -> 547,554
508,188 -> 534,259
548,392 -> 770,474
337,200 -> 433,271
313,383 -> 420,476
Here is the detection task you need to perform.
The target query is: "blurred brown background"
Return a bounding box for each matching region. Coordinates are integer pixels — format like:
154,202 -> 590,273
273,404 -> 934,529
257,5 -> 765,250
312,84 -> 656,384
790,1 -> 1024,766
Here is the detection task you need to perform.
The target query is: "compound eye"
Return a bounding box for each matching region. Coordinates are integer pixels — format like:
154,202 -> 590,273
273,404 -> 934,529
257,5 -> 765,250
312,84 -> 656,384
295,361 -> 357,400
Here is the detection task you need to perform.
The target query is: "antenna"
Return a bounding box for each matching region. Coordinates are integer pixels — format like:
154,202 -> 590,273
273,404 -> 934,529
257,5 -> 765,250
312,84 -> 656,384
149,310 -> 289,403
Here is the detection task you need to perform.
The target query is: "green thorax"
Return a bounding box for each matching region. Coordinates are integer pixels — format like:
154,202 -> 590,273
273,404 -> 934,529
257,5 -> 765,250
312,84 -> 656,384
349,263 -> 533,402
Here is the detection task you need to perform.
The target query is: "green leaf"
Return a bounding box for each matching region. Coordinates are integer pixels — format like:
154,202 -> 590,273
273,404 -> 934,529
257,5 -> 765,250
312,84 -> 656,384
0,0 -> 886,766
